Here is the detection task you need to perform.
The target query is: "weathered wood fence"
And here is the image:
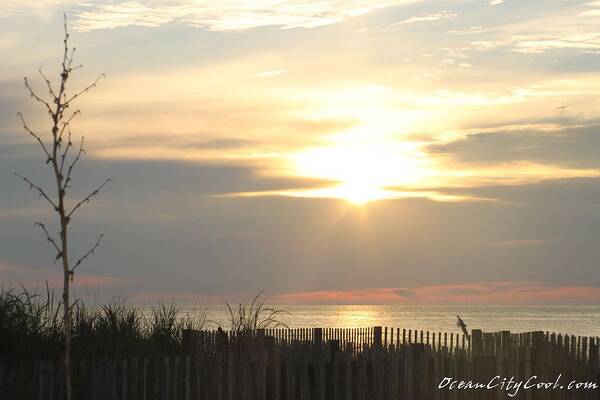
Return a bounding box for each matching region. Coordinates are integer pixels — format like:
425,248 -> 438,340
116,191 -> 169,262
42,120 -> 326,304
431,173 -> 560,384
1,327 -> 599,400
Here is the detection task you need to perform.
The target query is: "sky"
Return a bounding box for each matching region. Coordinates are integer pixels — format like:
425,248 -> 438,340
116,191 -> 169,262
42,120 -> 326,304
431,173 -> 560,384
1,0 -> 600,305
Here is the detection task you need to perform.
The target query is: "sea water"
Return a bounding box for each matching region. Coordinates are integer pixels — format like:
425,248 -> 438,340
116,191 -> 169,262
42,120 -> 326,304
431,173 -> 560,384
172,304 -> 600,337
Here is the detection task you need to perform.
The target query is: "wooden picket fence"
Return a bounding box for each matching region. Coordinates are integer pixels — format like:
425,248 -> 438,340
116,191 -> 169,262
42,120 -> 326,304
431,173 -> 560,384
1,327 -> 599,400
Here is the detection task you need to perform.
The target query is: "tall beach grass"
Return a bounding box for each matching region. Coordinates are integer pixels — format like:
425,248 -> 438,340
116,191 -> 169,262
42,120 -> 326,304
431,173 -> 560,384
0,286 -> 288,361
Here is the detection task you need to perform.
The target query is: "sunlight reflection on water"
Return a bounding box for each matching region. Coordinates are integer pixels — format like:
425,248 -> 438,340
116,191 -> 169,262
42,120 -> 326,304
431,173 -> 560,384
168,305 -> 600,337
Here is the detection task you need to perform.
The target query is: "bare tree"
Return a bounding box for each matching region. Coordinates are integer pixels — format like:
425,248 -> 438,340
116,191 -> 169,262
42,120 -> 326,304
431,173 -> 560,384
15,16 -> 109,400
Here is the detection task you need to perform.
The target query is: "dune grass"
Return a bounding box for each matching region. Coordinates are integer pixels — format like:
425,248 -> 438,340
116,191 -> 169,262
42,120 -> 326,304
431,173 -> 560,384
226,292 -> 291,336
0,286 -> 207,360
0,286 -> 288,361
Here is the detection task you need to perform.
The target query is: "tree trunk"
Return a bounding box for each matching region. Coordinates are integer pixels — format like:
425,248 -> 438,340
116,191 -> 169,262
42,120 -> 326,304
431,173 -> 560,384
61,213 -> 71,400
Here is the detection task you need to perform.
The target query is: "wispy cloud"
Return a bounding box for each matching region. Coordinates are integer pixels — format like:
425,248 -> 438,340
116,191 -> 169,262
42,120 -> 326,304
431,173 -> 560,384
579,0 -> 600,17
514,32 -> 600,54
390,10 -> 457,26
0,260 -> 125,289
482,1 -> 600,54
470,40 -> 507,51
249,69 -> 288,78
271,282 -> 600,305
0,0 -> 76,17
489,0 -> 504,6
69,1 -> 419,32
448,26 -> 484,35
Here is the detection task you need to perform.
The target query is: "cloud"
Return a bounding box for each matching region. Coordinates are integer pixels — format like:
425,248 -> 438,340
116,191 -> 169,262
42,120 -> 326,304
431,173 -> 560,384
489,0 -> 504,6
0,206 -> 48,218
580,1 -> 600,17
448,26 -> 484,35
484,239 -> 547,246
390,10 -> 457,26
427,122 -> 600,169
270,282 -> 600,305
5,167 -> 600,299
482,1 -> 600,55
0,260 -> 125,289
68,1 -> 419,32
4,0 -> 600,304
0,0 -> 75,17
470,40 -> 507,51
212,231 -> 263,239
514,33 -> 600,54
428,177 -> 600,206
249,69 -> 288,78
1,154 -> 337,219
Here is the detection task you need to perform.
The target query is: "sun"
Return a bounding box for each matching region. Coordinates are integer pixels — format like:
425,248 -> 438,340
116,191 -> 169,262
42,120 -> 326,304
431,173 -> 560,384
291,139 -> 433,205
335,182 -> 389,205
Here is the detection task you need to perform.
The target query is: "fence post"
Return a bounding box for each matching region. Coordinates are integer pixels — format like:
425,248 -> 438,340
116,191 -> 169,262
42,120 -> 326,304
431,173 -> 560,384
313,328 -> 322,348
182,329 -> 198,355
471,330 -> 483,356
373,327 -> 383,348
313,328 -> 323,400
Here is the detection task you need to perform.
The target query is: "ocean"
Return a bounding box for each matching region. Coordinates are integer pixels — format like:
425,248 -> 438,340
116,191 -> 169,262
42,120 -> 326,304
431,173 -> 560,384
177,304 -> 600,337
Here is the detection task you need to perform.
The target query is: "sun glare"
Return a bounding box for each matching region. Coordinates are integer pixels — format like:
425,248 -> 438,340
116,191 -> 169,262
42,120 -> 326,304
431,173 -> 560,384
292,137 -> 433,205
282,84 -> 443,205
335,182 -> 389,205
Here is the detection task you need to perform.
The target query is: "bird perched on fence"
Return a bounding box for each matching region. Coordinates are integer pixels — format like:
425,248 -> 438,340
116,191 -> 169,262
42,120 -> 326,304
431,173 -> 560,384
456,315 -> 470,340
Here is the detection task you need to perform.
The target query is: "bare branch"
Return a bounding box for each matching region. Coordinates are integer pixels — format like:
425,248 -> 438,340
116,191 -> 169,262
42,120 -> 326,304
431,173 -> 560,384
59,126 -> 73,175
67,47 -> 76,70
70,234 -> 104,276
62,16 -> 81,73
24,77 -> 54,117
17,112 -> 52,162
58,110 -> 81,144
34,221 -> 62,260
61,14 -> 70,73
14,172 -> 58,210
66,48 -> 83,73
38,68 -> 58,102
64,73 -> 105,106
62,136 -> 85,191
67,178 -> 111,219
